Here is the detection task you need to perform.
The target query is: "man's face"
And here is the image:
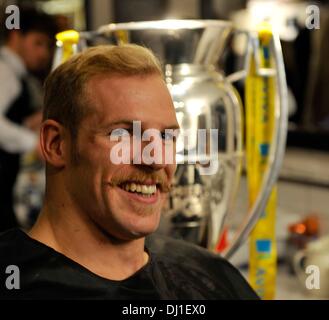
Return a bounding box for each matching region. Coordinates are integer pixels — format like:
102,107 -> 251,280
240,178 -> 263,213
65,74 -> 179,240
18,31 -> 52,71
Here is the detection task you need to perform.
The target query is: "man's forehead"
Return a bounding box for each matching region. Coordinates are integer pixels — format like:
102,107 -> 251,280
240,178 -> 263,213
101,119 -> 180,130
87,73 -> 161,88
84,74 -> 178,128
24,30 -> 52,41
86,74 -> 168,104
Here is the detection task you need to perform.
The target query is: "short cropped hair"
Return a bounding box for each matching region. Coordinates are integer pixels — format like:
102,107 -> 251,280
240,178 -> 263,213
43,44 -> 163,137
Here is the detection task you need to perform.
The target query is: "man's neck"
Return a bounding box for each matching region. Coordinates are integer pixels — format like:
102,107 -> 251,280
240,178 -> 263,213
28,201 -> 149,281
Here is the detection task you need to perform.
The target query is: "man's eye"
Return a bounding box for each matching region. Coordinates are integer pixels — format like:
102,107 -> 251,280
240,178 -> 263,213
161,132 -> 176,142
109,128 -> 131,138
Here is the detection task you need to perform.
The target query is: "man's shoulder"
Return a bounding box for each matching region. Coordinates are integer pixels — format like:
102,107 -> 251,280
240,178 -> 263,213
0,59 -> 15,79
0,59 -> 20,105
0,229 -> 24,250
0,229 -> 29,298
146,233 -> 231,271
0,228 -> 50,266
0,229 -> 30,262
146,234 -> 259,299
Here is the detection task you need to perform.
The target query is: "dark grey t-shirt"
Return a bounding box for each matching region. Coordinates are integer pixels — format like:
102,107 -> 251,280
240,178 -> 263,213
0,229 -> 259,300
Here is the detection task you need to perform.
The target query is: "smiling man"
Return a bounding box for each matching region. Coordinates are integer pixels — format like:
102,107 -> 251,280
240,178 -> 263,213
0,44 -> 258,299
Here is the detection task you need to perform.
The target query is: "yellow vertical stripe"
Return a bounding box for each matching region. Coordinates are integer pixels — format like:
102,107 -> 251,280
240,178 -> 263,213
246,23 -> 277,300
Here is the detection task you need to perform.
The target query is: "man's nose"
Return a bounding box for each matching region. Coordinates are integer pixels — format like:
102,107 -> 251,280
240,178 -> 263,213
133,135 -> 169,170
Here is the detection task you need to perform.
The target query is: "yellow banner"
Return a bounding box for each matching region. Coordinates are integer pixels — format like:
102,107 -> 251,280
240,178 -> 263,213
246,22 -> 277,300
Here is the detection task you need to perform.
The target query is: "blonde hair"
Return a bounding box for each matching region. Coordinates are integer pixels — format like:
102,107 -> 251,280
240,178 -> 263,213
43,44 -> 163,137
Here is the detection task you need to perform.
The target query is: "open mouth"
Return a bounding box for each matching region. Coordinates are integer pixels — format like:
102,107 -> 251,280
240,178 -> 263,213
118,182 -> 158,198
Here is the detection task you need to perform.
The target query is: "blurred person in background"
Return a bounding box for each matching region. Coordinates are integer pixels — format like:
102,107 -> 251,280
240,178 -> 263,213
0,7 -> 57,232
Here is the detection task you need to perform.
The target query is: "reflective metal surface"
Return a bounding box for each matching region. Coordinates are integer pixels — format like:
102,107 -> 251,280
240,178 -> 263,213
159,64 -> 242,248
96,20 -> 232,67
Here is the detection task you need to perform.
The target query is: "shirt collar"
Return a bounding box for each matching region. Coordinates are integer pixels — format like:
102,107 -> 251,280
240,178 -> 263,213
0,46 -> 27,78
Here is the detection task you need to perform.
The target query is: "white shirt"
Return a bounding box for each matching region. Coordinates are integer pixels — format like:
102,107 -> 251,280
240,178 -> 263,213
0,46 -> 37,153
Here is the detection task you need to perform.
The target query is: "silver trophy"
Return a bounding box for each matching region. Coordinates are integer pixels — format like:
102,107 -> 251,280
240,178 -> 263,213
53,20 -> 288,258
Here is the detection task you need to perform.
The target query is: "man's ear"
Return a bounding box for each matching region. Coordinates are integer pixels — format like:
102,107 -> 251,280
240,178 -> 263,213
40,119 -> 67,168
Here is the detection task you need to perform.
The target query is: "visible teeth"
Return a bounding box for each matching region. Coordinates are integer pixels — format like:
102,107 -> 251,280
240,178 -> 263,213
122,183 -> 156,195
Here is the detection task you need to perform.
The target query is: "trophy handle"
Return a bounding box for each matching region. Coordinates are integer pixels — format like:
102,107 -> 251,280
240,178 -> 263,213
222,31 -> 288,259
207,79 -> 243,251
